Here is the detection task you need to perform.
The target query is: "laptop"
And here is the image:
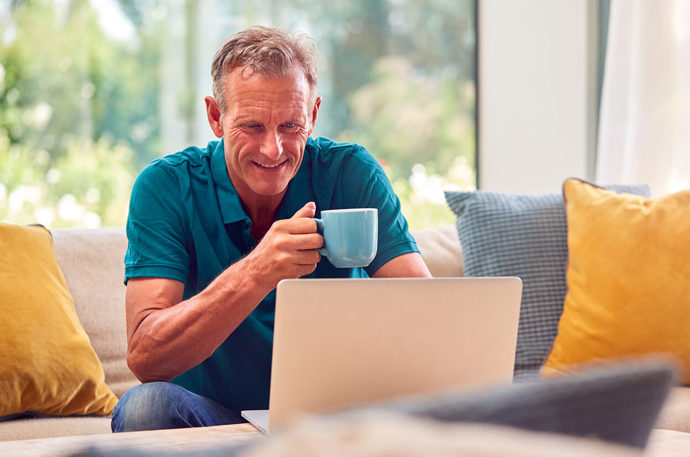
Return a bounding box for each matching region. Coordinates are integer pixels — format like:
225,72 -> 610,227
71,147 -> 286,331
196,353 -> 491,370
242,277 -> 522,434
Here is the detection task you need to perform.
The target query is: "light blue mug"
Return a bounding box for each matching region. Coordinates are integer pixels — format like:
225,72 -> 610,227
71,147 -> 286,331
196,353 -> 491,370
314,208 -> 378,268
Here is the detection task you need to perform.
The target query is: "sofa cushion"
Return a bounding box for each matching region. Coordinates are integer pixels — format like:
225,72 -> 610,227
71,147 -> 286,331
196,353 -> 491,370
0,223 -> 117,417
445,184 -> 650,379
544,179 -> 690,383
411,225 -> 463,277
52,228 -> 139,398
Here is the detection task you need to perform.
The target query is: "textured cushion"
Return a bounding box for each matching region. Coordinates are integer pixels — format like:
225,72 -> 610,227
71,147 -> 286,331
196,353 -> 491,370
377,359 -> 673,449
52,228 -> 139,398
0,223 -> 118,417
445,184 -> 649,379
411,225 -> 463,277
544,179 -> 690,383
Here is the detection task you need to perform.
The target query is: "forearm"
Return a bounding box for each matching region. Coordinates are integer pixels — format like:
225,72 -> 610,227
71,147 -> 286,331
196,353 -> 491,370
127,261 -> 268,382
126,204 -> 321,382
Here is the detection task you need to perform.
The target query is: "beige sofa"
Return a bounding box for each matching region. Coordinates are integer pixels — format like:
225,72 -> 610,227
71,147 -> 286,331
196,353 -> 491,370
1,225 -> 689,453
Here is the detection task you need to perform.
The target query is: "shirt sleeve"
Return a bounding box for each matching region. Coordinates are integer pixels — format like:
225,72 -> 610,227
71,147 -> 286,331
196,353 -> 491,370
334,146 -> 420,275
124,161 -> 191,284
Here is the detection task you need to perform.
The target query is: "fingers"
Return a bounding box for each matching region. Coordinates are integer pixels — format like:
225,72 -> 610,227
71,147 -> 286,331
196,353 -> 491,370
293,248 -> 321,266
274,215 -> 319,235
289,232 -> 323,251
291,201 -> 316,219
294,262 -> 318,278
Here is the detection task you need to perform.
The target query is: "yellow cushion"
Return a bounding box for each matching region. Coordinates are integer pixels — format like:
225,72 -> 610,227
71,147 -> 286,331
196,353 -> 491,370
0,223 -> 117,417
543,179 -> 690,382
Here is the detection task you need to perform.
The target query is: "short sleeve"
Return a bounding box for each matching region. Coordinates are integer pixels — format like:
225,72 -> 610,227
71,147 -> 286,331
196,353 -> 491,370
335,147 -> 419,275
124,161 -> 191,284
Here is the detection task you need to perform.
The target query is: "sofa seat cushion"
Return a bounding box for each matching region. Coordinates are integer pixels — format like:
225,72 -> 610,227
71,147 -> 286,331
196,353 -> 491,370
0,416 -> 112,441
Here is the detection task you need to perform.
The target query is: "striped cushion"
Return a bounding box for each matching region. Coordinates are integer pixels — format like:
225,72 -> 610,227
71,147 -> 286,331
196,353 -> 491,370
445,185 -> 650,380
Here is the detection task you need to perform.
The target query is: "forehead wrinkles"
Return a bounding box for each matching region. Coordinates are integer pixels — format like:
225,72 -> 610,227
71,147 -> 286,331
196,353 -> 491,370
235,87 -> 308,104
223,65 -> 312,109
230,88 -> 309,121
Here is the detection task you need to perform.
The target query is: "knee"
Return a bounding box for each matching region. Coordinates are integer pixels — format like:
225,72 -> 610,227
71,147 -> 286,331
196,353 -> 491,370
111,382 -> 183,432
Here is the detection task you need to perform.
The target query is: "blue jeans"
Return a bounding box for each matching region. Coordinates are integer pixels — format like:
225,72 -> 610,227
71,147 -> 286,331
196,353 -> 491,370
111,382 -> 245,432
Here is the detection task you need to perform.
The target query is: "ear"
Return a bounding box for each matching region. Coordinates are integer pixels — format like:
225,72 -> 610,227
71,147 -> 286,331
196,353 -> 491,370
307,96 -> 322,136
205,96 -> 224,138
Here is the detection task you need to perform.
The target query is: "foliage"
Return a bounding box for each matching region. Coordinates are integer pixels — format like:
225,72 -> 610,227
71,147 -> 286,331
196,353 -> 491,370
0,0 -> 162,167
0,129 -> 134,228
338,56 -> 475,180
391,158 -> 475,230
0,0 -> 476,230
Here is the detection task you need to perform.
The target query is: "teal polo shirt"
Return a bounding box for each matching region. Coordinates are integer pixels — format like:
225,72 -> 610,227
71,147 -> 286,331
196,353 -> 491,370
124,136 -> 419,413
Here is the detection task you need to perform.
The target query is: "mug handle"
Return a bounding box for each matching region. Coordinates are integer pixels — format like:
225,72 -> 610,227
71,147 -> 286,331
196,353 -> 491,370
313,218 -> 327,256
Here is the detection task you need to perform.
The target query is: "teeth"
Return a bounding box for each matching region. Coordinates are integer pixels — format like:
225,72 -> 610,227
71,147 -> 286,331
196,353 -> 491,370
256,162 -> 283,168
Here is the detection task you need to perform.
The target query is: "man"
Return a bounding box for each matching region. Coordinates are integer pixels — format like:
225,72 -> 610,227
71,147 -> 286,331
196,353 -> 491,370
112,26 -> 430,432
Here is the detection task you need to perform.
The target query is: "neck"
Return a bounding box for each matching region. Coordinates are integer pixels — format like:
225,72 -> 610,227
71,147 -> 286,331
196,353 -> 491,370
240,192 -> 286,242
247,205 -> 275,241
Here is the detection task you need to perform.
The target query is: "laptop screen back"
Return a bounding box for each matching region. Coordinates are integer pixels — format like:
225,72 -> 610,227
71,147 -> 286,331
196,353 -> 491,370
268,277 -> 522,430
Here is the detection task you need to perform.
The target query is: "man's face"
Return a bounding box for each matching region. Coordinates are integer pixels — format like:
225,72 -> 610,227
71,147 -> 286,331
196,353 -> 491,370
214,65 -> 319,207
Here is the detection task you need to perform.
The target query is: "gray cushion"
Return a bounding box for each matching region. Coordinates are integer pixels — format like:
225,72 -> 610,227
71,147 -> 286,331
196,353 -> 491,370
375,359 -> 675,449
445,185 -> 650,379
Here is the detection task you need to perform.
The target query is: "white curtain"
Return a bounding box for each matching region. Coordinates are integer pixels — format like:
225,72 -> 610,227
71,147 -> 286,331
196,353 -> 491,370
596,0 -> 690,196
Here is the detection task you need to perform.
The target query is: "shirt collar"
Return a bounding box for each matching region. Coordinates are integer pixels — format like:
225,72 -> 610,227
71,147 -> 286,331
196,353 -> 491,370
211,137 -> 316,224
211,138 -> 249,224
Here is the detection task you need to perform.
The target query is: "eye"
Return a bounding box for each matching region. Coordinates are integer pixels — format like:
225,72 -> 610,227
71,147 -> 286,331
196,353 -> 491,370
283,122 -> 296,129
240,122 -> 263,133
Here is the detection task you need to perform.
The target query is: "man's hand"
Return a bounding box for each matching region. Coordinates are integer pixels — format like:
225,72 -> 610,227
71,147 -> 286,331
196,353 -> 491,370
243,202 -> 323,291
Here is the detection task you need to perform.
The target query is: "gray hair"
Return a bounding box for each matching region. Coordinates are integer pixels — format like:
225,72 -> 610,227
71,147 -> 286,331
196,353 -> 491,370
211,26 -> 319,112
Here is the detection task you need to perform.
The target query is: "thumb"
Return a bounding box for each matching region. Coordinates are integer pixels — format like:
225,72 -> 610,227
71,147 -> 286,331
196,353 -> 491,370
291,201 -> 316,219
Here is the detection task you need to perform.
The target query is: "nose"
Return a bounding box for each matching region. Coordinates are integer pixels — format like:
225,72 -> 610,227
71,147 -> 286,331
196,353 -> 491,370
260,131 -> 283,161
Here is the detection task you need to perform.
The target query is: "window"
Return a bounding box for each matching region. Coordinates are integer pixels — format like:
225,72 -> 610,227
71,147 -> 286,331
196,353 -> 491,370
0,0 -> 476,230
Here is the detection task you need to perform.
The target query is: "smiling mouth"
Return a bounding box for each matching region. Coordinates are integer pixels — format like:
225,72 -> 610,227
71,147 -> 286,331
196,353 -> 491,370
253,160 -> 287,169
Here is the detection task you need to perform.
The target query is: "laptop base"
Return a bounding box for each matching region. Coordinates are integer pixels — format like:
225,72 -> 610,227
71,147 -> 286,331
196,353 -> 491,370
241,409 -> 269,435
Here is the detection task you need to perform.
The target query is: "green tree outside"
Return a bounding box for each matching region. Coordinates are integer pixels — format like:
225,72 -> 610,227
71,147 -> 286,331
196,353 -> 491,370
0,0 -> 476,230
